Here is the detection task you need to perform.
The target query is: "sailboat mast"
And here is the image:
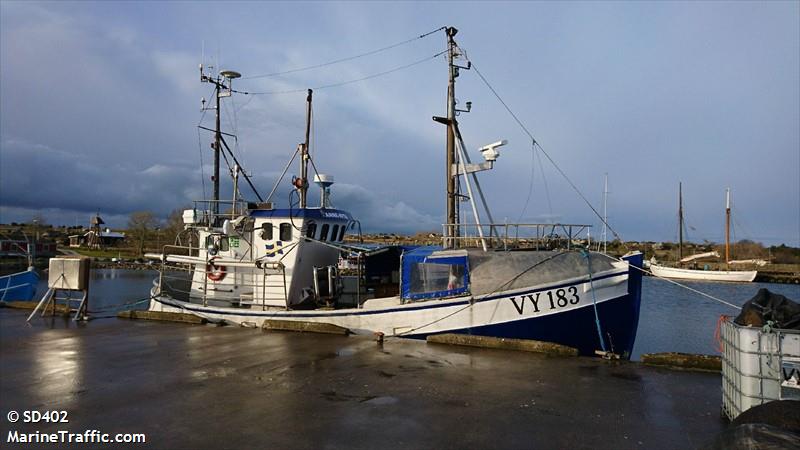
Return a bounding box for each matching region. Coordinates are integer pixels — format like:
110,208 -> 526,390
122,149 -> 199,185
725,188 -> 731,265
300,89 -> 313,209
678,182 -> 683,261
445,27 -> 458,249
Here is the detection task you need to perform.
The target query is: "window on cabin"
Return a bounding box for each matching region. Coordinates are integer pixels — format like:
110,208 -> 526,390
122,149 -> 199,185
306,223 -> 317,239
205,235 -> 229,252
320,224 -> 329,241
338,225 -> 346,241
331,225 -> 339,242
279,223 -> 292,241
260,223 -> 273,241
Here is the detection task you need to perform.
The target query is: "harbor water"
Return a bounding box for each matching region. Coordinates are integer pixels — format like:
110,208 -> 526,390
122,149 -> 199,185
23,269 -> 800,360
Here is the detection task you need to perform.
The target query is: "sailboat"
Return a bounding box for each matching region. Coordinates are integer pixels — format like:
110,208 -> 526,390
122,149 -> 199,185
145,27 -> 644,358
649,184 -> 757,282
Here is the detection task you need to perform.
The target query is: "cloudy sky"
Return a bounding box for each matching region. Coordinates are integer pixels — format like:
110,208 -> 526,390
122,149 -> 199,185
1,1 -> 798,245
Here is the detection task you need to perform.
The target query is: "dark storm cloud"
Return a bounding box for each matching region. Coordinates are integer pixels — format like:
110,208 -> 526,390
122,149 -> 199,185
0,138 -> 202,217
0,1 -> 797,245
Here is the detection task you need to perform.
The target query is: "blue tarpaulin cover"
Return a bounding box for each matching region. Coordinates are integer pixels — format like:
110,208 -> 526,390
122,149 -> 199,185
400,247 -> 470,300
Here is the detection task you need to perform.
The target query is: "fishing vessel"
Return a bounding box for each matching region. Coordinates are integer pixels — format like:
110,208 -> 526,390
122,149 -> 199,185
147,27 -> 644,358
0,268 -> 38,302
649,183 -> 757,282
0,238 -> 39,302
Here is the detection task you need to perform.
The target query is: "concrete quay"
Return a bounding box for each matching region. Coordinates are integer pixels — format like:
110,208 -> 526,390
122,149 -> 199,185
1,308 -> 727,449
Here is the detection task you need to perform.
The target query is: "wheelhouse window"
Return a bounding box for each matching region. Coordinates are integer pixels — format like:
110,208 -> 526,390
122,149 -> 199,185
306,222 -> 317,239
205,235 -> 229,252
338,225 -> 346,241
320,224 -> 330,241
331,225 -> 340,242
279,223 -> 292,241
260,223 -> 273,241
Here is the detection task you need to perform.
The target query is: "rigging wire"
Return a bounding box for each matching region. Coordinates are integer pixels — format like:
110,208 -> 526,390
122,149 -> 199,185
235,92 -> 258,113
731,204 -> 758,244
197,106 -> 210,199
515,141 -> 536,223
222,97 -> 248,171
536,146 -> 554,218
238,49 -> 448,96
243,26 -> 445,79
468,59 -> 626,244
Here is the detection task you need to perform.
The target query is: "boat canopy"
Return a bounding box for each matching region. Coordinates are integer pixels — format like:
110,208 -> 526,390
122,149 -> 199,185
401,247 -> 470,300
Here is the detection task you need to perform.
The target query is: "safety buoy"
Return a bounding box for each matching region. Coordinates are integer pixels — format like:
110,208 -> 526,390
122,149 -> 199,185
206,257 -> 227,281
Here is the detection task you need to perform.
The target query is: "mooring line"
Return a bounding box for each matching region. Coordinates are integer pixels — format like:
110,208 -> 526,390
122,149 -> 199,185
597,253 -> 742,311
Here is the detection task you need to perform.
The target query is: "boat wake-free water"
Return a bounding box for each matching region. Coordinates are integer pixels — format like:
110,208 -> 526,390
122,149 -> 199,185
146,27 -> 643,358
649,183 -> 757,282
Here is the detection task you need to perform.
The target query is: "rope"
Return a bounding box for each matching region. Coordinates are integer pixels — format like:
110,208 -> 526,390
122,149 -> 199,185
387,251 -> 569,338
87,296 -> 153,314
581,249 -> 607,352
714,314 -> 731,353
596,253 -> 742,310
244,26 -> 445,79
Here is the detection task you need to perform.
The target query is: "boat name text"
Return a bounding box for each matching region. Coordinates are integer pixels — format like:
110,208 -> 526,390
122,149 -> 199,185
322,212 -> 349,220
509,287 -> 580,315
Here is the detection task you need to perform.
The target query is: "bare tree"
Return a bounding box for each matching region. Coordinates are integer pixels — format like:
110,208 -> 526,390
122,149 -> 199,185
162,207 -> 188,246
128,211 -> 158,256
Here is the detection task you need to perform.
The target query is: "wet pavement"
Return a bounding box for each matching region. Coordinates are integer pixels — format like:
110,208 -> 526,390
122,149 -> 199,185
1,308 -> 727,449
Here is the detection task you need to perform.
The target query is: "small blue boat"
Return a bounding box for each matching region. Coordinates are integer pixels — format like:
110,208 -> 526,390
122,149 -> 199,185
0,267 -> 39,302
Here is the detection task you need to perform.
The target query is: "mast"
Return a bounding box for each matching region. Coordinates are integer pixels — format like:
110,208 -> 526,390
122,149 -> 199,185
300,89 -> 313,209
200,66 -> 241,222
678,182 -> 683,261
445,27 -> 458,248
602,173 -> 608,253
725,187 -> 731,265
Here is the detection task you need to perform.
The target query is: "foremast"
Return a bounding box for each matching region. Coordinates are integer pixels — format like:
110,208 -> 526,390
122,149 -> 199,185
200,66 -> 241,221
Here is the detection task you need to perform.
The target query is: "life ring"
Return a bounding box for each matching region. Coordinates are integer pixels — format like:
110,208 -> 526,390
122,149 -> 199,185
206,257 -> 227,281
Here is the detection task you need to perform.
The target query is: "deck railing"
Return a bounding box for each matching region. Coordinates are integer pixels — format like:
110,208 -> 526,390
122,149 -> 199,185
154,244 -> 288,309
441,223 -> 591,251
186,199 -> 251,226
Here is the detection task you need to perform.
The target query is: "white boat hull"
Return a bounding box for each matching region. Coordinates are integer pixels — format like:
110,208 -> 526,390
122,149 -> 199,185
650,264 -> 756,282
149,255 -> 644,357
